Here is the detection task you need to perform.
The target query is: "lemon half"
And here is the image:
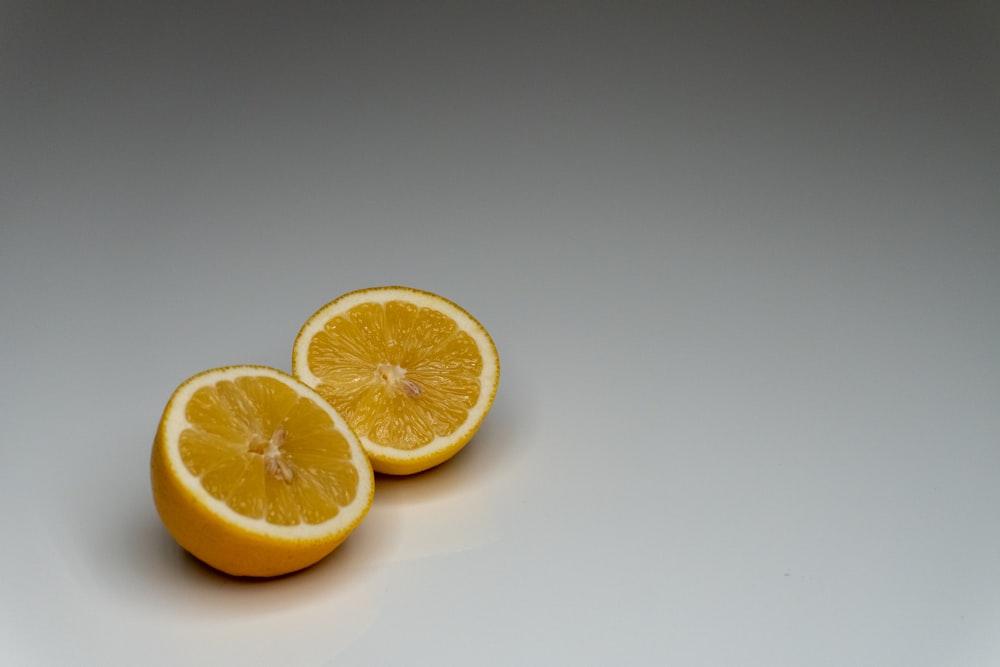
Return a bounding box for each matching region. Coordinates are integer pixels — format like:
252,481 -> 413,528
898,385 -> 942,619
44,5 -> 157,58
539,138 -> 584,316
292,286 -> 500,475
150,365 -> 374,577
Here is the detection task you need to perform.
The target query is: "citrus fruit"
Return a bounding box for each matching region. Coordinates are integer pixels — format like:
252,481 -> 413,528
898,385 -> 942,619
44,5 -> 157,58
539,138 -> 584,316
292,286 -> 500,475
150,365 -> 374,577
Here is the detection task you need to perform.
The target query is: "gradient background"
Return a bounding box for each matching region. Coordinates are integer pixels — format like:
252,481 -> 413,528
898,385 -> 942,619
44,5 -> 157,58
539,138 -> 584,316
2,2 -> 999,665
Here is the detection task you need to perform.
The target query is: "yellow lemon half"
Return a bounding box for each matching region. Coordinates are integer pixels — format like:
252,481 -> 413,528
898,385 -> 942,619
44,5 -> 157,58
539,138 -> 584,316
292,286 -> 500,475
150,365 -> 374,577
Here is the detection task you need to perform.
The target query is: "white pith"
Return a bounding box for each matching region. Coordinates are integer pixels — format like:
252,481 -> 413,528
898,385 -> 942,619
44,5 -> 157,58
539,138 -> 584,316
161,366 -> 374,540
292,287 -> 500,463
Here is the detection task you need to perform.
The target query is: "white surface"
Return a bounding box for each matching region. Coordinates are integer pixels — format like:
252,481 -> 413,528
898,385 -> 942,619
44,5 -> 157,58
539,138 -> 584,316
2,2 -> 999,665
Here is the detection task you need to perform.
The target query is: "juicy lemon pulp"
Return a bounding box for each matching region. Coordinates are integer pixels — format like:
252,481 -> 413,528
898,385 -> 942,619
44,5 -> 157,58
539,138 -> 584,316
307,300 -> 484,450
179,376 -> 360,525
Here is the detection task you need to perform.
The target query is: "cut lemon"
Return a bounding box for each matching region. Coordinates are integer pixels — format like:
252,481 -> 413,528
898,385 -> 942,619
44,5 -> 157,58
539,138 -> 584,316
292,286 -> 500,475
150,365 -> 374,577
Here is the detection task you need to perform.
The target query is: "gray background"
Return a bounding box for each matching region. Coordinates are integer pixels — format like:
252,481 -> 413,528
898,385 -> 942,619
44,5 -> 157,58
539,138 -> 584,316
2,2 -> 999,665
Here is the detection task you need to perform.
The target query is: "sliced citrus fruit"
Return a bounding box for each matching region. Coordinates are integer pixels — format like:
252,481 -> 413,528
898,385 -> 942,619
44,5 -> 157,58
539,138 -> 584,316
150,365 -> 374,577
292,286 -> 500,475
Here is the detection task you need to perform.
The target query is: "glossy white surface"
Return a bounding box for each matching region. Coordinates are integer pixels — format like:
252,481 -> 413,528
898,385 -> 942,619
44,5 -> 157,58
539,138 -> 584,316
2,3 -> 999,665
